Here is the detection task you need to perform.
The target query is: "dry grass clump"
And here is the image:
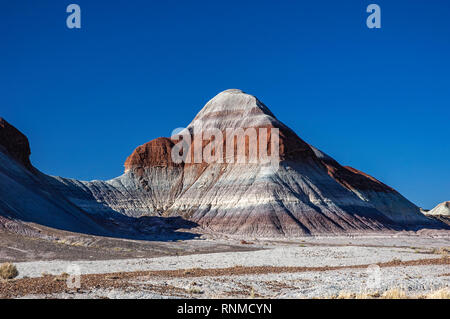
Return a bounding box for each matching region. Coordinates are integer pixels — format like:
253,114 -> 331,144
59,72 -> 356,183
336,291 -> 356,299
183,268 -> 203,276
335,290 -> 381,299
53,272 -> 70,282
363,291 -> 381,298
0,262 -> 19,280
187,287 -> 203,294
424,288 -> 450,299
333,287 -> 449,299
56,239 -> 86,247
381,288 -> 407,299
430,247 -> 449,257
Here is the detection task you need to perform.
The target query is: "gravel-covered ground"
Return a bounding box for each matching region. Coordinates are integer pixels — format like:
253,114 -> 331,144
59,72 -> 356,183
62,263 -> 448,299
11,241 -> 446,279
1,235 -> 449,299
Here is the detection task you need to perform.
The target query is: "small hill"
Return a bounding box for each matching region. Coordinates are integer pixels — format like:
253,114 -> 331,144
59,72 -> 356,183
426,202 -> 450,216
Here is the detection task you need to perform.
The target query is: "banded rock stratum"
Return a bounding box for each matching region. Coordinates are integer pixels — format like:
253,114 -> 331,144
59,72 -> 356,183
0,90 -> 444,237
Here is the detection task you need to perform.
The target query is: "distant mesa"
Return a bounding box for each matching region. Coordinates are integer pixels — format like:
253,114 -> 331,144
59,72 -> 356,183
0,90 -> 447,237
424,201 -> 450,217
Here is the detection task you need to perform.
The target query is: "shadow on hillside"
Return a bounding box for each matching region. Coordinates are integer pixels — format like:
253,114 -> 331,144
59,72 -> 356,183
8,171 -> 202,242
93,214 -> 201,241
2,205 -> 201,242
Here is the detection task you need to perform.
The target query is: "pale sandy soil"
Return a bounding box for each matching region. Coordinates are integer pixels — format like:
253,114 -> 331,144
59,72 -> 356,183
12,240 -> 446,278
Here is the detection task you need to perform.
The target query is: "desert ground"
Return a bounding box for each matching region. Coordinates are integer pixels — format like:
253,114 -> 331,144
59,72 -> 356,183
0,222 -> 449,299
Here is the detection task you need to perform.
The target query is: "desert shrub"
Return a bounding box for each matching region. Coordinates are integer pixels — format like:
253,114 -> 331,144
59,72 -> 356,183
431,247 -> 449,257
335,290 -> 382,299
188,287 -> 203,294
382,288 -> 407,299
425,288 -> 450,299
0,262 -> 19,280
53,272 -> 70,282
249,287 -> 256,299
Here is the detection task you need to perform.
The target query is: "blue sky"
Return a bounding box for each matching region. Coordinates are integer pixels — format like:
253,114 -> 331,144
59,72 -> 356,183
1,1 -> 449,209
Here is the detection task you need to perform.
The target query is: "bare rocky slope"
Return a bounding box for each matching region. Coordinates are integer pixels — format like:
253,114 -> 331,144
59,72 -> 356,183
0,90 -> 445,237
0,119 -> 196,240
0,119 -> 107,236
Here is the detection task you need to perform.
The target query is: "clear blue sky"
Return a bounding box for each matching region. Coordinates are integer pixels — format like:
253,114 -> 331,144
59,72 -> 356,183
1,1 -> 449,209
